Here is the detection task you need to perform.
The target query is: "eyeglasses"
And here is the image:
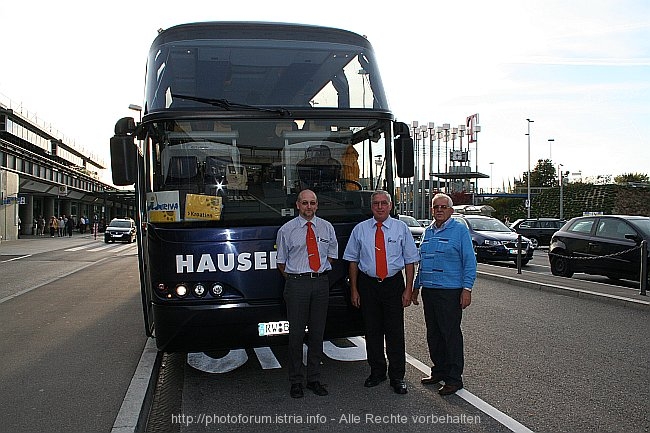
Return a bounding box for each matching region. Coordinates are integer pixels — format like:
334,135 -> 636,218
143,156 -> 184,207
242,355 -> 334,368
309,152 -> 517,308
372,201 -> 390,207
432,205 -> 450,210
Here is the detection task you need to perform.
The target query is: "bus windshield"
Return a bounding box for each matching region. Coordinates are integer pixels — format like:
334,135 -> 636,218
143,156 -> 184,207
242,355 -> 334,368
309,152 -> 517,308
144,24 -> 388,112
144,117 -> 389,226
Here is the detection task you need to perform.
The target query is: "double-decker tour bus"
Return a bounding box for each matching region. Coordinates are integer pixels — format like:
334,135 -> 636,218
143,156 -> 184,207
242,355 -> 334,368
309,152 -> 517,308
110,22 -> 414,352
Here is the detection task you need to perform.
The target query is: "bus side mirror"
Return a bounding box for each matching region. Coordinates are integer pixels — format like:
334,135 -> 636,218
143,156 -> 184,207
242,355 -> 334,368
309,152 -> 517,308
394,121 -> 414,178
394,136 -> 414,178
110,117 -> 138,186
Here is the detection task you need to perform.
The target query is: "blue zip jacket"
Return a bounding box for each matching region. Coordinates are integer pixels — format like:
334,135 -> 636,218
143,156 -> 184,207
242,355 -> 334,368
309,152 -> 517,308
414,218 -> 477,289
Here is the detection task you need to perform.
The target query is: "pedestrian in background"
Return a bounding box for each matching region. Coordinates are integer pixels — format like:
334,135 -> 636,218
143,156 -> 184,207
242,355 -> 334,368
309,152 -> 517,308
58,216 -> 65,237
66,215 -> 75,237
49,216 -> 57,237
37,216 -> 45,236
343,190 -> 418,395
276,189 -> 338,399
412,193 -> 476,396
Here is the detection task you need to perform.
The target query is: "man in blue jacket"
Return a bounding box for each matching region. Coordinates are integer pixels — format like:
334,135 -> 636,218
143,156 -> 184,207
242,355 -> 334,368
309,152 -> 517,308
412,193 -> 476,396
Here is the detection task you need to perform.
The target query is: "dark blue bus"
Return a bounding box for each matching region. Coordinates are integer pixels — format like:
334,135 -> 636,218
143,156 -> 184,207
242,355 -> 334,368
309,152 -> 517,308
110,22 -> 414,352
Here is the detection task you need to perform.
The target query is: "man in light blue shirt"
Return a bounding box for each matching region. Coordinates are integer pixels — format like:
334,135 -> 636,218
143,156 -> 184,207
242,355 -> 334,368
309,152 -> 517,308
343,190 -> 418,394
412,193 -> 476,396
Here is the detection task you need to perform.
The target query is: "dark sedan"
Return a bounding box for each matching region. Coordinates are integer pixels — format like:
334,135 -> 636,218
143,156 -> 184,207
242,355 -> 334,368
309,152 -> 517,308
510,217 -> 565,249
549,215 -> 650,282
452,214 -> 534,265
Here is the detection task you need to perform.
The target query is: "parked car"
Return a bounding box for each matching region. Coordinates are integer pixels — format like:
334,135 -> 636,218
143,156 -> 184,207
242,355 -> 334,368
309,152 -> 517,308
510,218 -> 566,249
398,214 -> 425,246
417,219 -> 432,227
104,218 -> 137,243
549,215 -> 650,282
452,214 -> 534,265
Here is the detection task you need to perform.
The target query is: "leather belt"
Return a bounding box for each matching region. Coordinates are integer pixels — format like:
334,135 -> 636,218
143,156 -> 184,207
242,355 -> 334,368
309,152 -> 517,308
361,272 -> 400,283
287,271 -> 330,279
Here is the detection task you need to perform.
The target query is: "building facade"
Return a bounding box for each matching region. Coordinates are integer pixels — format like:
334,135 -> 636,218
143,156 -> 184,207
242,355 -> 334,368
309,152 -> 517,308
0,95 -> 134,241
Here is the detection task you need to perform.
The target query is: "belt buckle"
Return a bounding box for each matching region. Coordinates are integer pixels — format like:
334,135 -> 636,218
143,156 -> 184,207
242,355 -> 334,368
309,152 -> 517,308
310,272 -> 319,279
376,277 -> 384,283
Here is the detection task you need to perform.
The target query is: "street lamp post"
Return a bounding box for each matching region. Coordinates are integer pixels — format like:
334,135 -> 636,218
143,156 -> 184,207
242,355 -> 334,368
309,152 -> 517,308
457,124 -> 466,192
559,164 -> 564,219
375,155 -> 383,190
548,138 -> 554,161
442,124 -> 450,192
489,162 -> 494,193
412,121 -> 419,218
420,124 -> 428,219
427,122 -> 435,212
435,126 -> 442,192
526,118 -> 534,218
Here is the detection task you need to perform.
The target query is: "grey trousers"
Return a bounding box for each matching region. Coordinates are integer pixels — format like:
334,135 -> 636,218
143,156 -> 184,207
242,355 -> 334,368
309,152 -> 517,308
284,275 -> 329,384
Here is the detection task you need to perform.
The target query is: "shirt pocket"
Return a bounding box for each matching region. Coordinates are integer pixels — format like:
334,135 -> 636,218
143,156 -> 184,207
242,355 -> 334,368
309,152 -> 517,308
385,234 -> 404,260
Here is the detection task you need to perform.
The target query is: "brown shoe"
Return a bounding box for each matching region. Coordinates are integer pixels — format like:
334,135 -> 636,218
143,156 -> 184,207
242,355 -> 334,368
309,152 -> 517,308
421,374 -> 444,385
438,383 -> 462,396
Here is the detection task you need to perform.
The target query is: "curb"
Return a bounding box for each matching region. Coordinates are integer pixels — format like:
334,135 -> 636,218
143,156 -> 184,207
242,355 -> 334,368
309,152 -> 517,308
479,271 -> 650,311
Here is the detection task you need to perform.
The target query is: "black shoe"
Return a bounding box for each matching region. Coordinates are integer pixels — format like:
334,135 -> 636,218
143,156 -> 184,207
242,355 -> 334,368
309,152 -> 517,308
306,381 -> 328,396
421,374 -> 445,385
390,379 -> 408,394
364,375 -> 387,388
438,383 -> 463,396
290,383 -> 303,398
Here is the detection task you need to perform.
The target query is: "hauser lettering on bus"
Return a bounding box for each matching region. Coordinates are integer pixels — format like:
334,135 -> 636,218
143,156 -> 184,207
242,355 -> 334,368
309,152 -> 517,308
176,251 -> 278,273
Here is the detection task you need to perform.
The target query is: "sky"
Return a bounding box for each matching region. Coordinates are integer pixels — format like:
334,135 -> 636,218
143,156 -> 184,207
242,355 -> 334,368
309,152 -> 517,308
1,0 -> 648,190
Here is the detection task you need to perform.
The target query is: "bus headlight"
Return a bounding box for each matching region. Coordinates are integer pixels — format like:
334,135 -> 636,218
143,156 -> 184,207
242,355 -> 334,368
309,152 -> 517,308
193,283 -> 206,297
211,283 -> 224,297
175,284 -> 188,297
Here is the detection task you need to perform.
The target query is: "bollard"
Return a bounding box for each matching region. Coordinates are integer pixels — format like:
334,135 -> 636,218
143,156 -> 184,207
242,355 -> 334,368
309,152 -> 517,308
516,234 -> 522,274
640,240 -> 647,296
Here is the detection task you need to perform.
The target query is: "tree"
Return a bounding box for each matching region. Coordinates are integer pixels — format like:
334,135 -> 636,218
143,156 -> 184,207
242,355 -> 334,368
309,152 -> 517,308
514,159 -> 558,188
614,172 -> 649,184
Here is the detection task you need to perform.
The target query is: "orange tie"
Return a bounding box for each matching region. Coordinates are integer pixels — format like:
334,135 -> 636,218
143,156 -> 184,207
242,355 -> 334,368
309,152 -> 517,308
375,221 -> 388,280
306,222 -> 321,272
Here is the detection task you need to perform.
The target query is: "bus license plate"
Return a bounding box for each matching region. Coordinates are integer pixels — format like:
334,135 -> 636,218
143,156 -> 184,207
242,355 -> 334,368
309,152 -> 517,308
258,321 -> 290,336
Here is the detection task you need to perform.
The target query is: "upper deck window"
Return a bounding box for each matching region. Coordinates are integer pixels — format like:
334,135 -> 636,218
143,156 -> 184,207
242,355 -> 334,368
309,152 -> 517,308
145,32 -> 388,113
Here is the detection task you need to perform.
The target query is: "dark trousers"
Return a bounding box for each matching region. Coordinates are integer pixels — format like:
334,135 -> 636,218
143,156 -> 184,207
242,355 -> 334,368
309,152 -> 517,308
358,272 -> 406,381
421,288 -> 464,386
283,275 -> 329,384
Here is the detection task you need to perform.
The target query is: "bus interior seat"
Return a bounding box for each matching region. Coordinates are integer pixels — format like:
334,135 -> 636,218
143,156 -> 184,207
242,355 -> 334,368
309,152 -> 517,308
166,156 -> 199,186
296,144 -> 341,191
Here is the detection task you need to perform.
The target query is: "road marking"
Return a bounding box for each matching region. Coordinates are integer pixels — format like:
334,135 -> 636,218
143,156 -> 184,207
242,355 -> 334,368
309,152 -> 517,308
253,347 -> 282,369
187,349 -> 248,373
112,338 -> 157,433
88,244 -> 115,252
406,351 -> 535,433
0,254 -> 31,263
65,246 -> 89,251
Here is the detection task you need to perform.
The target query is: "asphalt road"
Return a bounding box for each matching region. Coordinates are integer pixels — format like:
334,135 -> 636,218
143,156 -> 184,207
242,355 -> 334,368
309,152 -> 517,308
0,236 -> 146,433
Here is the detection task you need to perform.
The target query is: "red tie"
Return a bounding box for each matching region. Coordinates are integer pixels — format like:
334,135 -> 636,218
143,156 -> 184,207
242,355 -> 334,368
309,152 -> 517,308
375,221 -> 388,280
306,221 -> 321,272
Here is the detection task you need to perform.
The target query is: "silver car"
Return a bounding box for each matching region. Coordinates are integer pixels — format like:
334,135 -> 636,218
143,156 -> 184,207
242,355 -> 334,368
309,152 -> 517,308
398,215 -> 425,246
104,218 -> 137,243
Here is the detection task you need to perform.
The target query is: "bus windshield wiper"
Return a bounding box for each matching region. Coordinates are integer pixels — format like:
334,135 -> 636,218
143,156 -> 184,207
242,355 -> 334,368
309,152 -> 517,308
171,93 -> 290,116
